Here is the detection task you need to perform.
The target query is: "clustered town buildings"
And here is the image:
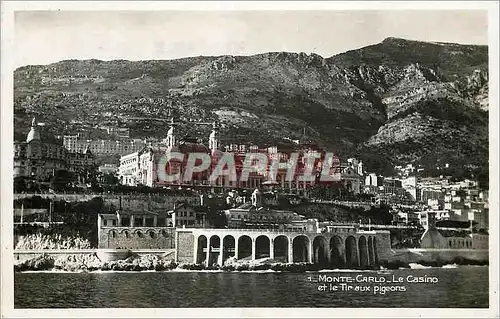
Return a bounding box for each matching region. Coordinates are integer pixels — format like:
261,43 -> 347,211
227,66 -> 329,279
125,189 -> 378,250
14,118 -> 489,233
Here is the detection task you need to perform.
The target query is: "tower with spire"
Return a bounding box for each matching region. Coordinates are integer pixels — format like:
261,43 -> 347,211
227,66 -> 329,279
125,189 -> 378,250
208,121 -> 219,153
165,118 -> 177,149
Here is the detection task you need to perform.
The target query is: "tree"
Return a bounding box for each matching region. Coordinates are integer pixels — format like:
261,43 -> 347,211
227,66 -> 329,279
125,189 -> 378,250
476,168 -> 489,190
101,173 -> 119,186
50,169 -> 76,191
14,176 -> 28,193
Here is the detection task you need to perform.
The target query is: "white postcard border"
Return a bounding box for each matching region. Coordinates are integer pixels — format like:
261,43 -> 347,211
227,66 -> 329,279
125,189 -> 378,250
1,1 -> 499,318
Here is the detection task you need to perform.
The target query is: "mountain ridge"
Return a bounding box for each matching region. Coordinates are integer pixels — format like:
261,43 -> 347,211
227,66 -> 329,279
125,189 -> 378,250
14,37 -> 488,71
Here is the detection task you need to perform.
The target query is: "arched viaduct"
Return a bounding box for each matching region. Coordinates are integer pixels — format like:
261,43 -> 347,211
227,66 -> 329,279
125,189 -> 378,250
176,228 -> 390,268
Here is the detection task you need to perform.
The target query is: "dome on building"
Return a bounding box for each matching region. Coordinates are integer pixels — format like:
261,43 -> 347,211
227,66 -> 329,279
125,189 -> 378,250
26,117 -> 41,143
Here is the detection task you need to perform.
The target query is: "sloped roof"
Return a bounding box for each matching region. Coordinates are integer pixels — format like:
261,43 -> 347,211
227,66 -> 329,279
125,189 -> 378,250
178,138 -> 210,153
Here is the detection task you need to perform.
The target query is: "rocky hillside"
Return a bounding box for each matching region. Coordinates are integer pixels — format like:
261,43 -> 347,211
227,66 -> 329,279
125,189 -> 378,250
14,37 -> 488,172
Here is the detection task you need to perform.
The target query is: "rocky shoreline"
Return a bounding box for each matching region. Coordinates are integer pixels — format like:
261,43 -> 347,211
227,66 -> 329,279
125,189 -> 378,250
14,253 -> 488,273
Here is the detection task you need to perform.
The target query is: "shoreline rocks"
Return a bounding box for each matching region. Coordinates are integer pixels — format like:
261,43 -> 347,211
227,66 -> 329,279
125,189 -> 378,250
14,254 -> 488,273
380,257 -> 489,270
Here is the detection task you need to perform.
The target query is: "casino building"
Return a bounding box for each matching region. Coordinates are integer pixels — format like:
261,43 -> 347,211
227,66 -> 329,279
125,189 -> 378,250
117,121 -> 364,193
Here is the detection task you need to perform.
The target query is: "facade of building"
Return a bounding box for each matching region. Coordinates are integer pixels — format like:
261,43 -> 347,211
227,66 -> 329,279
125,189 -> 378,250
63,134 -> 147,155
401,176 -> 420,201
98,164 -> 119,175
223,189 -> 318,232
97,210 -> 176,249
340,165 -> 363,194
169,203 -> 208,228
14,118 -> 95,180
365,173 -> 384,187
65,147 -> 96,177
102,126 -> 130,138
118,151 -> 141,186
419,211 -> 488,250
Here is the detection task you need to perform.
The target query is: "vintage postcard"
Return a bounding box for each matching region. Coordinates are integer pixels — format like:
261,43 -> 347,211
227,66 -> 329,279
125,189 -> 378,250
1,1 -> 498,318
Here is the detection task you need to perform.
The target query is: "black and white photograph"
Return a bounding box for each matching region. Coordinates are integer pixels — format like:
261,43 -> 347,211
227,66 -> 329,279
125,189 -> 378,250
1,1 -> 498,318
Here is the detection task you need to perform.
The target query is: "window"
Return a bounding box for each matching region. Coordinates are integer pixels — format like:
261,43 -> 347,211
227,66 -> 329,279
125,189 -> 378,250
149,231 -> 156,239
157,217 -> 166,227
145,217 -> 154,227
112,220 -> 117,226
137,231 -> 144,238
124,231 -> 130,238
189,212 -> 193,217
122,217 -> 130,226
103,220 -> 108,226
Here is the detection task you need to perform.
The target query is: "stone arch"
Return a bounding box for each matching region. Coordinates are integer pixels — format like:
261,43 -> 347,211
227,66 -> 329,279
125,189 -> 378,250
161,229 -> 169,237
313,236 -> 329,267
358,236 -> 369,269
345,236 -> 359,268
368,237 -> 375,266
237,235 -> 252,260
292,235 -> 310,263
255,235 -> 270,259
273,235 -> 289,263
222,235 -> 236,264
330,236 -> 345,269
120,229 -> 131,238
196,235 -> 208,264
109,229 -> 117,238
208,235 -> 221,266
373,237 -> 379,264
134,230 -> 144,238
148,230 -> 156,239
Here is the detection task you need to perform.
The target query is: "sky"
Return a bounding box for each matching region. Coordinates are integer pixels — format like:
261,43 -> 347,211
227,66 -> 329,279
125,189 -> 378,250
14,9 -> 488,67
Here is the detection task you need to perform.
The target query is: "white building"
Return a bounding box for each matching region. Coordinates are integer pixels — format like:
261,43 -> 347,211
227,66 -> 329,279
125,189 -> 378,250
118,152 -> 140,186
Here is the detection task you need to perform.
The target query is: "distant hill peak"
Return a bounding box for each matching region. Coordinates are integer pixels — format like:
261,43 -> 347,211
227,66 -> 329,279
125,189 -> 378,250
381,36 -> 486,48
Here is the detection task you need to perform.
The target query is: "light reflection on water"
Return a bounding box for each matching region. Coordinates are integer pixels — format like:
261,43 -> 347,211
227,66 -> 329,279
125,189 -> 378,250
14,266 -> 488,308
